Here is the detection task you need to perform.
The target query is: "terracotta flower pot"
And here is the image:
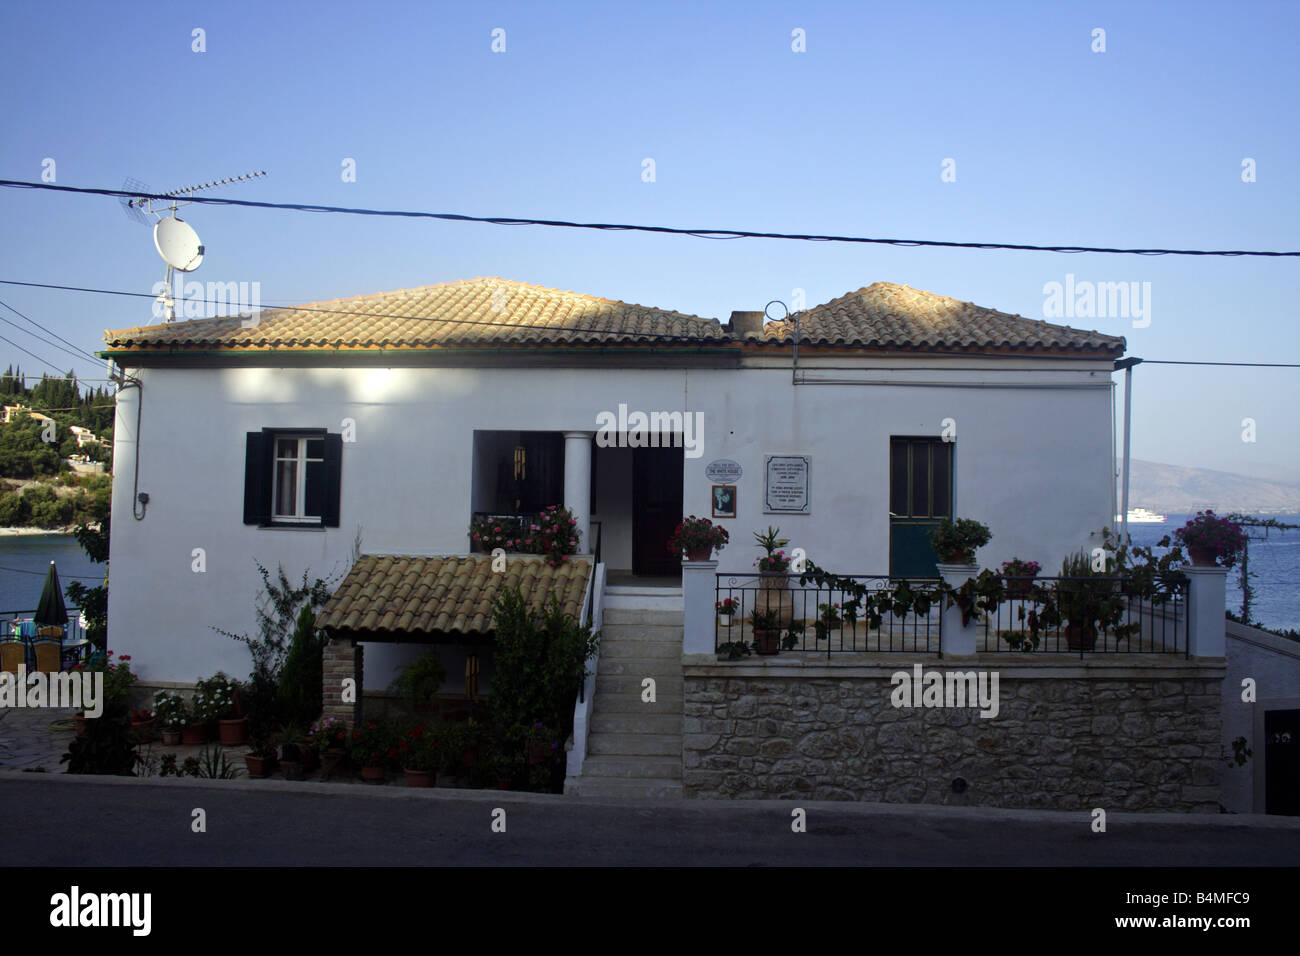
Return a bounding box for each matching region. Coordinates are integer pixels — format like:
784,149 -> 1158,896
161,728 -> 182,746
130,718 -> 155,743
686,547 -> 712,561
753,629 -> 781,656
301,748 -> 319,772
360,765 -> 385,782
757,573 -> 795,626
244,754 -> 276,778
1187,546 -> 1219,567
403,769 -> 435,787
280,760 -> 304,781
1065,622 -> 1098,652
181,723 -> 207,746
320,748 -> 346,781
1003,575 -> 1038,600
218,717 -> 248,746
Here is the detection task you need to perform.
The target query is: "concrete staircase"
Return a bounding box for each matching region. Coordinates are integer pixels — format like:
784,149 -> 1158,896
566,592 -> 684,798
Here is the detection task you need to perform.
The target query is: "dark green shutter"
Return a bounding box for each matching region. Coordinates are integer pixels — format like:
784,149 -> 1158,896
243,432 -> 272,525
322,432 -> 343,527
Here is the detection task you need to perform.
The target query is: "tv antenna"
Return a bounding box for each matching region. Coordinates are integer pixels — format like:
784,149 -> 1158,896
120,170 -> 266,322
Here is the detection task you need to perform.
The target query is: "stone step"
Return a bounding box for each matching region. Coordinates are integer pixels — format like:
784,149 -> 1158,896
597,674 -> 684,696
591,712 -> 683,735
564,775 -> 684,799
593,692 -> 684,715
599,640 -> 681,660
596,656 -> 681,676
579,754 -> 683,780
599,624 -> 683,642
587,733 -> 682,757
602,608 -> 684,627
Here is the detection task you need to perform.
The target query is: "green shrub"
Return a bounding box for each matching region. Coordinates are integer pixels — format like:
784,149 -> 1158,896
61,701 -> 137,775
389,650 -> 447,714
277,604 -> 325,728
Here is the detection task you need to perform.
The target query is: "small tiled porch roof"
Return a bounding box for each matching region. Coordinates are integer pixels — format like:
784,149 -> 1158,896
317,553 -> 592,641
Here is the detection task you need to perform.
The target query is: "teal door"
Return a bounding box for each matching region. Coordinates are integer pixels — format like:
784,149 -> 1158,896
889,438 -> 953,579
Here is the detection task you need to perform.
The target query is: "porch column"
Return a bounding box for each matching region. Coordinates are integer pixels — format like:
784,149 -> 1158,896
682,559 -> 718,655
936,563 -> 979,657
1184,566 -> 1227,658
322,636 -> 363,726
563,431 -> 594,553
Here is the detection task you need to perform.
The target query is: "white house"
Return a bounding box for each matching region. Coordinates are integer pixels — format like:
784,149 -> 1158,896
101,277 -> 1125,691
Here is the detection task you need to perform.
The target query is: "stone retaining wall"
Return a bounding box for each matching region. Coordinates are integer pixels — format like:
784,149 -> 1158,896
683,657 -> 1225,812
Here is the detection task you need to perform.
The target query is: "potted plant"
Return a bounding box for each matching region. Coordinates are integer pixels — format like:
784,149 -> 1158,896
716,640 -> 751,661
1174,511 -> 1247,568
668,515 -> 729,561
749,608 -> 782,656
399,724 -> 437,787
273,724 -> 309,780
526,722 -> 559,765
129,709 -> 155,743
930,518 -> 992,566
182,684 -> 214,746
243,732 -> 278,778
1001,558 -> 1041,599
153,691 -> 188,745
196,672 -> 247,745
352,721 -> 395,781
1042,550 -> 1124,652
310,716 -> 348,779
814,602 -> 842,641
716,597 -> 738,628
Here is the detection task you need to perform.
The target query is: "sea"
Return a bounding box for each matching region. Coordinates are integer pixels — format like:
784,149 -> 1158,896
1122,514 -> 1299,633
0,534 -> 104,614
1,516 -> 1297,631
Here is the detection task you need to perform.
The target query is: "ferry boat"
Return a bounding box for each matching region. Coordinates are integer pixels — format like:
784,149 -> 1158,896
1114,507 -> 1167,524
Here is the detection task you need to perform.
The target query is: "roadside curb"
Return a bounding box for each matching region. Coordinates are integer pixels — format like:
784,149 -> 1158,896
5,769 -> 1300,828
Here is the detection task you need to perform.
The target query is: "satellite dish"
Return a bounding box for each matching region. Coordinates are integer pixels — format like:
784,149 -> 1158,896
153,216 -> 205,272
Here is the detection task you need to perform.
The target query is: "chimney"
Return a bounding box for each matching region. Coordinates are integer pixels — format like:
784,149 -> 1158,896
728,310 -> 764,339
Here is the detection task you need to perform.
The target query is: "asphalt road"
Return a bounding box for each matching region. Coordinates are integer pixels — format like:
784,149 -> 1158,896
2,773 -> 1299,866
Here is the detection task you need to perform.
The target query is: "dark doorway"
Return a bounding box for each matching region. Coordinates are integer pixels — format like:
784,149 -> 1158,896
1265,708 -> 1300,815
632,445 -> 684,577
889,437 -> 953,578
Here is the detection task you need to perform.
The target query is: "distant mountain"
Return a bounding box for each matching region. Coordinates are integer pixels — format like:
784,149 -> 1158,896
1124,460 -> 1300,514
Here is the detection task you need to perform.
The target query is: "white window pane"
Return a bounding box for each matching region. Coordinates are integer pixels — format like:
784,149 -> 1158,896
275,459 -> 298,515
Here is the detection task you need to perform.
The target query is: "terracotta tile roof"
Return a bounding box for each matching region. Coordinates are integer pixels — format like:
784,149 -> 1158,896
102,278 -> 726,352
316,553 -> 592,639
743,282 -> 1125,355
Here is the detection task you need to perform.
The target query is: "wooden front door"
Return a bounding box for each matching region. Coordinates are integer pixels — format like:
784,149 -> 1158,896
889,437 -> 953,579
632,445 -> 683,576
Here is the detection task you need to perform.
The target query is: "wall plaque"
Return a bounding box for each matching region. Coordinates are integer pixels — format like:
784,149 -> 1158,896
764,455 -> 810,513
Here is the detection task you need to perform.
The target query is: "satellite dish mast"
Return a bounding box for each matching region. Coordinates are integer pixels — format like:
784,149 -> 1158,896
120,170 -> 266,322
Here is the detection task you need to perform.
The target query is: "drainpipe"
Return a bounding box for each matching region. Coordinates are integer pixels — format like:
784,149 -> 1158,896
1114,357 -> 1142,542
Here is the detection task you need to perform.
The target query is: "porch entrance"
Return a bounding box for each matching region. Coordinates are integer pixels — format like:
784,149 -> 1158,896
632,445 -> 684,577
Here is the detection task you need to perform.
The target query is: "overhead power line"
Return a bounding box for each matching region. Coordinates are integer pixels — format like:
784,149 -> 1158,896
0,297 -> 103,365
2,179 -> 1298,258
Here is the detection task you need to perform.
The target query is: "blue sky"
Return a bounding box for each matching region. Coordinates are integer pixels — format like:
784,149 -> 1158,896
1,0 -> 1296,482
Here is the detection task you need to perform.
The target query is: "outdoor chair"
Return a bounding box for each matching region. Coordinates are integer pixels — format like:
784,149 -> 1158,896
1,642 -> 24,674
60,641 -> 89,671
33,641 -> 61,673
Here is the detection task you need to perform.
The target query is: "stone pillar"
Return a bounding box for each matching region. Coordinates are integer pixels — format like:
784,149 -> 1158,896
682,559 -> 718,655
1184,566 -> 1227,658
937,563 -> 980,657
322,636 -> 363,726
563,431 -> 594,553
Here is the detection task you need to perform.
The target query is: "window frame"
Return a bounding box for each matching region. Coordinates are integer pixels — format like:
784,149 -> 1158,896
271,434 -> 326,524
244,427 -> 342,530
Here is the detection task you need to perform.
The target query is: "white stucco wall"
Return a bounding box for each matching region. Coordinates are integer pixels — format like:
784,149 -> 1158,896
107,356 -> 1116,685
1222,620 -> 1300,813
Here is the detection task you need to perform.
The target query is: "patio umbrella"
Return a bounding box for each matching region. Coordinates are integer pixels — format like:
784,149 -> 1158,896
34,561 -> 69,629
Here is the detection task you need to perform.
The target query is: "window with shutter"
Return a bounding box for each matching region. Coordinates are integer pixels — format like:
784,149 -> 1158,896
243,428 -> 342,528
